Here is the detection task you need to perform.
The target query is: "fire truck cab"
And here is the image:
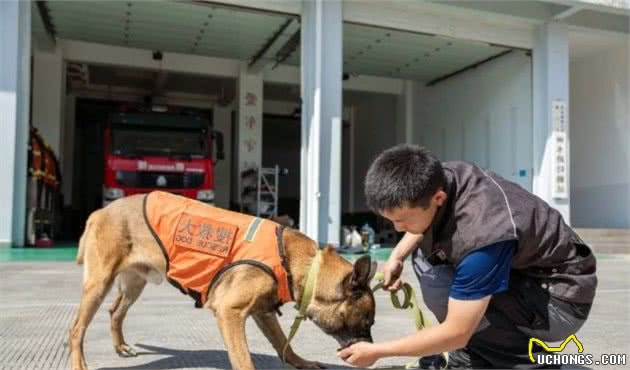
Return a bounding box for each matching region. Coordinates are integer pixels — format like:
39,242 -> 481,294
102,111 -> 224,206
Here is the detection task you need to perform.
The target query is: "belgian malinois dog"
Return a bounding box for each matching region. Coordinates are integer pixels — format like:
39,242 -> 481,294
69,192 -> 376,370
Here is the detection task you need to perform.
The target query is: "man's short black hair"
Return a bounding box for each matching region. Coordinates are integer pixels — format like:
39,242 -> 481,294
364,144 -> 446,212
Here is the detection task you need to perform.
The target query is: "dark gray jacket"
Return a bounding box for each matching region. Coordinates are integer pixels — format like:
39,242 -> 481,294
417,161 -> 597,304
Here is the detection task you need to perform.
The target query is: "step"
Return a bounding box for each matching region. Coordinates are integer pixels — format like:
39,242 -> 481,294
575,229 -> 630,243
573,228 -> 630,254
574,228 -> 630,238
589,243 -> 630,255
579,236 -> 630,244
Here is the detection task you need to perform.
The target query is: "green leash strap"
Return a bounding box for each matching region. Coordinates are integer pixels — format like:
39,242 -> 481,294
372,272 -> 449,369
282,249 -> 323,363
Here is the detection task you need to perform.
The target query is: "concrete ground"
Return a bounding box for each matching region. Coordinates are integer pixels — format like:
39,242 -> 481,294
1,254 -> 629,370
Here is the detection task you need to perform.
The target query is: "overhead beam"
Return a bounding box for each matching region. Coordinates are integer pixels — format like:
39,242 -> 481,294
554,5 -> 585,19
426,50 -> 513,87
566,9 -> 629,34
547,0 -> 630,17
343,1 -> 534,49
249,18 -> 300,73
428,0 -> 560,24
196,0 -> 300,16
61,39 -> 404,95
208,0 -> 549,49
263,64 -> 403,95
61,39 -> 241,78
72,84 -> 219,108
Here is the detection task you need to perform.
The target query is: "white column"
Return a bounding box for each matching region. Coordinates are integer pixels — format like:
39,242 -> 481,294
32,49 -> 64,156
533,22 -> 570,222
404,81 -> 415,144
236,63 -> 263,209
0,0 -> 30,246
396,80 -> 415,144
300,0 -> 343,245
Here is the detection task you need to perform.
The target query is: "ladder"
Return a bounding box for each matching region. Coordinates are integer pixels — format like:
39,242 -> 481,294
256,165 -> 280,217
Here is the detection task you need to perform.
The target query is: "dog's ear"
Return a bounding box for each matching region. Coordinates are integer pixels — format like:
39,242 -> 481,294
368,260 -> 378,282
322,244 -> 336,253
351,255 -> 374,290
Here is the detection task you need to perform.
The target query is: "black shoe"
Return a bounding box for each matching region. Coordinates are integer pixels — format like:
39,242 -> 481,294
418,354 -> 448,369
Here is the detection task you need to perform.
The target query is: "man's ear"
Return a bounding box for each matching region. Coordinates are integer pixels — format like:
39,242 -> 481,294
433,189 -> 447,207
351,255 -> 374,289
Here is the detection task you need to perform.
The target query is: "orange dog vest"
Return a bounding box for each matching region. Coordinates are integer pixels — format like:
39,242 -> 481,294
143,191 -> 293,307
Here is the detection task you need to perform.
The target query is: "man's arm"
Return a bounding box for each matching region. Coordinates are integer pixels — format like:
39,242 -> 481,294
390,232 -> 423,261
383,232 -> 423,290
339,241 -> 515,367
377,296 -> 490,357
338,296 -> 491,366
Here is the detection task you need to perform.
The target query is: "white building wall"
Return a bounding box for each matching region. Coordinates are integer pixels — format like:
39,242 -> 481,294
570,41 -> 630,228
413,50 -> 533,191
0,0 -> 30,246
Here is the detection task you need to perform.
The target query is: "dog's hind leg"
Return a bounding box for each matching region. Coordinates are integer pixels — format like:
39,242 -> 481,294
253,313 -> 326,369
109,270 -> 146,357
69,271 -> 115,370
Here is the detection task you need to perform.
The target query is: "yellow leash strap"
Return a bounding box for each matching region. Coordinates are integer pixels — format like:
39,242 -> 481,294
372,272 -> 449,369
282,249 -> 323,363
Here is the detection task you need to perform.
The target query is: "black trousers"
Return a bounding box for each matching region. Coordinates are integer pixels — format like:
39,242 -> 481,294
412,253 -> 592,369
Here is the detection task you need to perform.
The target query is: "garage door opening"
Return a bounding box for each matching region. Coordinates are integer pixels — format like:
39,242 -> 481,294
61,64 -> 234,240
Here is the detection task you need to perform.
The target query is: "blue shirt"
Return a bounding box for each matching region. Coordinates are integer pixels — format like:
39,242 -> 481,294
449,240 -> 516,300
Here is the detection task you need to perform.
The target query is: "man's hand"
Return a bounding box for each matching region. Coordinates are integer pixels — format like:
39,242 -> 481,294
337,341 -> 380,368
380,232 -> 423,291
382,258 -> 404,291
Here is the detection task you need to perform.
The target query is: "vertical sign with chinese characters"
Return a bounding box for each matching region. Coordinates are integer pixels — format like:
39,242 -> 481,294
240,92 -> 260,165
237,65 -> 263,207
550,100 -> 568,199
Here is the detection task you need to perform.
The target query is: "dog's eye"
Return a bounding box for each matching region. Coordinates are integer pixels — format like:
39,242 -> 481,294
351,290 -> 363,300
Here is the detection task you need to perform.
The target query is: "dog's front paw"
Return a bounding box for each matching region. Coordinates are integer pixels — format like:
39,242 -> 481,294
115,343 -> 138,357
292,359 -> 327,369
71,362 -> 87,370
70,357 -> 88,370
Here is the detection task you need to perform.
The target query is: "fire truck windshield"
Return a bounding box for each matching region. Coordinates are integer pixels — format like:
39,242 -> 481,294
110,124 -> 209,158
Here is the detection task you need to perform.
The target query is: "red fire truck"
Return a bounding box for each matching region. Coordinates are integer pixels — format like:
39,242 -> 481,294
102,111 -> 223,206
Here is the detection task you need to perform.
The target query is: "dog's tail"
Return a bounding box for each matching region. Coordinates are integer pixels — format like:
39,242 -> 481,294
77,209 -> 101,265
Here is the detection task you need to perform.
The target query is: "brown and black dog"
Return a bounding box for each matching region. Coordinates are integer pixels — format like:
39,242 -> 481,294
69,193 -> 376,370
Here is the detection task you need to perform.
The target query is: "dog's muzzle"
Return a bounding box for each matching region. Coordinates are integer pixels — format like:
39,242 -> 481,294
337,335 -> 373,351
